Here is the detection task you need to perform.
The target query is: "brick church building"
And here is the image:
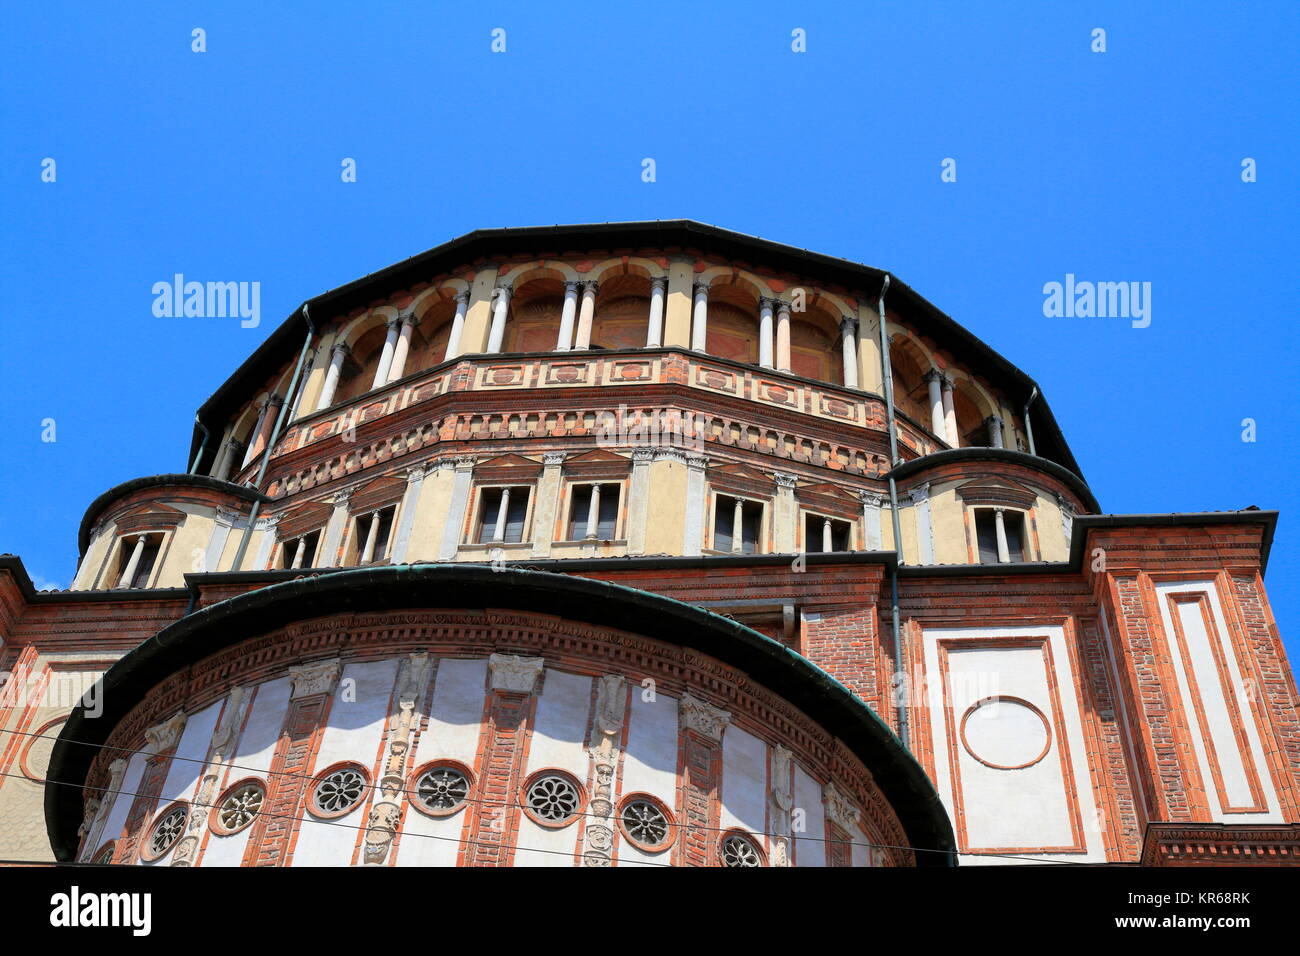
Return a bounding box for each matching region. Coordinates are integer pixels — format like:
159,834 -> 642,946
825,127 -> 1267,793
2,220 -> 1297,866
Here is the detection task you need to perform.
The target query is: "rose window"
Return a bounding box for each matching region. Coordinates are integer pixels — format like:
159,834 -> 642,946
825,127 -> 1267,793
525,773 -> 580,823
415,766 -> 470,812
721,833 -> 762,867
312,767 -> 367,815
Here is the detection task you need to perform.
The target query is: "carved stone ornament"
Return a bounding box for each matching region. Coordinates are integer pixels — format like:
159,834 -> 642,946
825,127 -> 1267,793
769,744 -> 794,867
583,674 -> 628,866
679,693 -> 730,741
823,782 -> 861,832
144,712 -> 188,754
488,653 -> 544,694
289,659 -> 342,699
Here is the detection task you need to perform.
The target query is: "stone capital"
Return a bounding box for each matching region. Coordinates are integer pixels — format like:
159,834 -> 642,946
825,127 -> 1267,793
775,299 -> 792,316
679,693 -> 730,740
488,653 -> 544,694
772,472 -> 798,489
289,659 -> 341,699
859,491 -> 886,509
759,296 -> 777,312
631,448 -> 655,463
650,275 -> 669,292
454,456 -> 477,471
453,289 -> 470,306
563,280 -> 581,294
685,455 -> 709,471
692,281 -> 710,298
542,452 -> 567,466
144,712 -> 188,754
330,342 -> 351,359
822,782 -> 861,831
839,316 -> 857,336
908,482 -> 930,504
924,367 -> 945,384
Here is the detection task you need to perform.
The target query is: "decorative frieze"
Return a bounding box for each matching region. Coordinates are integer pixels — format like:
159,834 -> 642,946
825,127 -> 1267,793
488,653 -> 544,694
679,692 -> 729,740
364,652 -> 434,865
289,659 -> 341,700
581,674 -> 627,866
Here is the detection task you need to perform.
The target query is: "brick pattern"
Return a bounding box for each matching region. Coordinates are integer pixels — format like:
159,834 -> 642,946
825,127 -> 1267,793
111,751 -> 173,864
678,730 -> 722,866
462,691 -> 531,867
242,693 -> 328,866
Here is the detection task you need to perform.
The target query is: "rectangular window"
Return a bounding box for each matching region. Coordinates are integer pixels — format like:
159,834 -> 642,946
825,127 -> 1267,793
804,514 -> 851,553
974,508 -> 1027,564
475,486 -> 531,543
353,505 -> 397,564
713,495 -> 763,554
115,534 -> 162,589
566,483 -> 620,540
281,529 -> 321,569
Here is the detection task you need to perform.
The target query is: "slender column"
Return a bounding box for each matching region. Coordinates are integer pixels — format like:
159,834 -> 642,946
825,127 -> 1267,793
731,497 -> 744,554
386,313 -> 419,383
994,508 -> 1011,563
821,517 -> 833,553
555,281 -> 580,350
985,415 -> 1005,448
925,369 -> 946,439
758,297 -> 775,368
290,536 -> 306,568
775,300 -> 792,372
316,343 -> 349,411
574,281 -> 598,349
117,535 -> 147,588
287,353 -> 315,421
359,512 -> 379,563
213,437 -> 240,481
372,315 -> 402,389
584,484 -> 601,539
941,374 -> 959,446
240,400 -> 271,468
690,282 -> 710,351
646,277 -> 667,347
446,291 -> 470,358
487,285 -> 512,353
860,492 -> 884,551
840,317 -> 859,388
492,487 -> 511,542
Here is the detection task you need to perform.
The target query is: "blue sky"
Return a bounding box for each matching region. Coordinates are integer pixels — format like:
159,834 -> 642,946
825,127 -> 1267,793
2,2 -> 1296,657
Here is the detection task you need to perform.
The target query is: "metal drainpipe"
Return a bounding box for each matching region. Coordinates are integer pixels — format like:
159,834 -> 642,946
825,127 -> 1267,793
188,416 -> 210,475
229,305 -> 316,573
875,275 -> 910,750
1023,385 -> 1039,457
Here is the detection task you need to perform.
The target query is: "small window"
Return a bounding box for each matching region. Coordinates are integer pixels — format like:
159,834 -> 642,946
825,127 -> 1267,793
567,482 -> 620,540
804,514 -> 852,553
143,803 -> 188,861
211,780 -> 265,835
618,794 -> 675,853
521,770 -> 584,827
280,529 -> 321,569
974,508 -> 1027,564
713,495 -> 763,554
310,764 -> 369,818
115,533 -> 162,589
720,830 -> 764,867
475,486 -> 531,543
410,761 -> 473,818
353,506 -> 396,564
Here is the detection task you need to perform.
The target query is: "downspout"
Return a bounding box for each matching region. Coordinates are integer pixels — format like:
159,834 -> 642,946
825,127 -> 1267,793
875,275 -> 909,750
188,416 -> 210,475
229,304 -> 316,574
1023,385 -> 1039,457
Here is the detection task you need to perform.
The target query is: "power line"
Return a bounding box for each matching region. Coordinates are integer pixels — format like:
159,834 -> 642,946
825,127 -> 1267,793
2,723 -> 1088,865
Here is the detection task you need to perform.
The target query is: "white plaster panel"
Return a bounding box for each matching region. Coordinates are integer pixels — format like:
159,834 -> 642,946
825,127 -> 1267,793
96,751 -> 147,852
923,624 -> 1106,865
619,691 -> 679,806
792,763 -> 825,866
393,805 -> 469,867
523,669 -> 592,780
719,725 -> 766,834
231,676 -> 293,773
292,658 -> 400,867
513,814 -> 580,867
157,701 -> 222,808
413,658 -> 488,768
1155,580 -> 1281,822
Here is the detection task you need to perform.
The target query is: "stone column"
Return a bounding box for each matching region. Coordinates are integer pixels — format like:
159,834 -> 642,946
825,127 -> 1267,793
555,281 -> 580,351
909,482 -> 934,565
985,415 -> 1004,448
581,675 -> 627,866
775,300 -> 792,372
437,457 -> 476,560
372,315 -> 402,389
840,317 -> 859,388
625,449 -> 654,555
683,454 -> 708,556
772,472 -> 798,553
486,285 -> 512,354
445,291 -> 470,359
690,281 -> 710,351
646,276 -> 667,347
389,463 -> 427,564
994,507 -> 1011,563
117,535 -> 147,588
240,400 -> 271,468
363,653 -> 434,865
821,516 -> 833,552
386,313 -> 419,383
318,489 -> 353,568
1056,493 -> 1076,548
316,343 -> 349,411
924,369 -> 946,439
769,745 -> 794,866
584,483 -> 602,539
574,281 -> 598,349
758,297 -> 775,368
730,496 -> 745,553
941,374 -> 959,446
491,487 -> 512,542
212,436 -> 241,481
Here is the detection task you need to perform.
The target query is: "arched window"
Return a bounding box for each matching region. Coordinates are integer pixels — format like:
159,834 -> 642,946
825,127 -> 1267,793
503,277 -> 564,353
589,273 -> 651,350
888,337 -> 930,426
789,307 -> 843,385
412,298 -> 458,373
705,285 -> 760,365
334,323 -> 388,404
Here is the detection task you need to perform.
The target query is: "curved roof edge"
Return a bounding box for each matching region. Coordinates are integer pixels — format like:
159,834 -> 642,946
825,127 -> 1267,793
186,220 -> 1082,479
885,447 -> 1100,512
46,563 -> 956,866
77,474 -> 270,558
